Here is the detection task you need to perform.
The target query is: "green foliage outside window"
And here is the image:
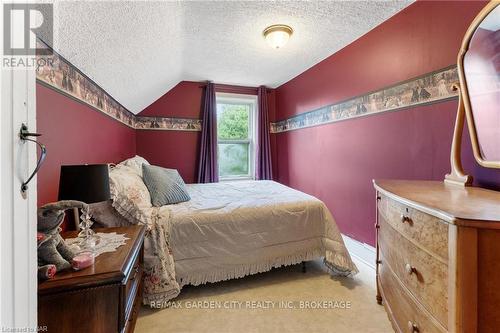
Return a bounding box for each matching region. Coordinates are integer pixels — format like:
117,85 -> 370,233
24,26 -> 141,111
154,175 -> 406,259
217,103 -> 251,177
217,104 -> 249,140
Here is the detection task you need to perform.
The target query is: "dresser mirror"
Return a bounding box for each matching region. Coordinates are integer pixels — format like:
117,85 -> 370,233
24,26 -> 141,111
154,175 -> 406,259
446,1 -> 500,186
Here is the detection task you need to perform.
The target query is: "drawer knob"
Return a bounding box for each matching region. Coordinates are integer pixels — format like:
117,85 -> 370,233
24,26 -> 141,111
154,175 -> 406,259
400,214 -> 412,224
405,263 -> 417,275
408,321 -> 419,332
130,265 -> 140,281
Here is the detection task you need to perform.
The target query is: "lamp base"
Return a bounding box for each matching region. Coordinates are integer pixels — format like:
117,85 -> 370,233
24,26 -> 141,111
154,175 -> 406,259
75,232 -> 100,254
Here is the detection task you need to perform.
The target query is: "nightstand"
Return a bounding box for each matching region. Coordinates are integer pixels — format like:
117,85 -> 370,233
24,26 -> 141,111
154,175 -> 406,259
38,225 -> 146,333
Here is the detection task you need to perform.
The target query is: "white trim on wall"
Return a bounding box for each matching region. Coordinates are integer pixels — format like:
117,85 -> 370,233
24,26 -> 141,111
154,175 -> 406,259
0,8 -> 38,329
342,234 -> 376,270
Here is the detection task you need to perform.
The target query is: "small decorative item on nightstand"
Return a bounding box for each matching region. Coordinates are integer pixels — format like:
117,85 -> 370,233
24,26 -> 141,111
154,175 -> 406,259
38,225 -> 146,333
71,251 -> 95,270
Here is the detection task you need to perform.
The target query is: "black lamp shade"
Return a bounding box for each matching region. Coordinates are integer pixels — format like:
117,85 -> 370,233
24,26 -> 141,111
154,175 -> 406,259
58,164 -> 110,203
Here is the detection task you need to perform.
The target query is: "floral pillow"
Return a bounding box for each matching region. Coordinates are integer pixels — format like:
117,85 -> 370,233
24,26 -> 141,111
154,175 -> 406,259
118,155 -> 150,177
109,164 -> 152,225
89,200 -> 131,228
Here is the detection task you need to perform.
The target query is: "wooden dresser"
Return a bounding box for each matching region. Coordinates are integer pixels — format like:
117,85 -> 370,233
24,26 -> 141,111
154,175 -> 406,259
38,226 -> 146,333
374,180 -> 500,333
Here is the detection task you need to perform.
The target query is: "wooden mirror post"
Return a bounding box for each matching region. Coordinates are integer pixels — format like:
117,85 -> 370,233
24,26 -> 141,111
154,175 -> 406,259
444,84 -> 473,186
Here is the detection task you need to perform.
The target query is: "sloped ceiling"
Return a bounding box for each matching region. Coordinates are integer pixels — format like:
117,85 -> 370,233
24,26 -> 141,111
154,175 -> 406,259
41,1 -> 413,114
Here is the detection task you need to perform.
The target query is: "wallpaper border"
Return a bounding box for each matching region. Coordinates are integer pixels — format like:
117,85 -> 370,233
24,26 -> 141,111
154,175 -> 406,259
35,39 -> 201,132
270,65 -> 459,134
36,39 -> 458,134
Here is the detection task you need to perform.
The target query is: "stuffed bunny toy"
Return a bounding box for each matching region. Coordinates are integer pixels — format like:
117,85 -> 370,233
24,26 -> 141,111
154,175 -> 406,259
37,200 -> 90,273
37,232 -> 57,280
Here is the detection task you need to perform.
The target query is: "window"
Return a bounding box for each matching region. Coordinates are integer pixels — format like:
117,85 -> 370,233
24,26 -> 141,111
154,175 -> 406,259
216,93 -> 257,180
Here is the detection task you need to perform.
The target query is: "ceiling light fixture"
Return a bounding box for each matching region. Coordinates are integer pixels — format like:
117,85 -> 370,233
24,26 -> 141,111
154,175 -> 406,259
263,24 -> 293,49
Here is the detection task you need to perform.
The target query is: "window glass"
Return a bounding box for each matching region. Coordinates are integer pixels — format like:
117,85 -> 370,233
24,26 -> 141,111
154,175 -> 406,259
217,103 -> 250,140
218,143 -> 249,177
216,95 -> 255,180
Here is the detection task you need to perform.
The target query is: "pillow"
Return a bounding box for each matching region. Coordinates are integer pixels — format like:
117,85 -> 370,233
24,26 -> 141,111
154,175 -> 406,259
109,164 -> 152,225
118,155 -> 150,177
89,200 -> 131,228
142,165 -> 191,206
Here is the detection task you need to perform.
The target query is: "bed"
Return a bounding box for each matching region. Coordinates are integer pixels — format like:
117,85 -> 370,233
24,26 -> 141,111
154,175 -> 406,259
100,157 -> 358,307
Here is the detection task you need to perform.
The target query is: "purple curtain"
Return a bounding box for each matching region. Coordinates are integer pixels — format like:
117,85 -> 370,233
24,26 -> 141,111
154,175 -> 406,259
256,86 -> 273,180
197,82 -> 219,183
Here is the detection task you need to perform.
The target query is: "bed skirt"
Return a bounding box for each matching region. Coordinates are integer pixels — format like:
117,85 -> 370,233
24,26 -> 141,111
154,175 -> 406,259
144,241 -> 357,307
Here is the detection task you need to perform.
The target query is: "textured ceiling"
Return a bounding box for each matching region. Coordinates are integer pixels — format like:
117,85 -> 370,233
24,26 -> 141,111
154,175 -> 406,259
42,1 -> 414,114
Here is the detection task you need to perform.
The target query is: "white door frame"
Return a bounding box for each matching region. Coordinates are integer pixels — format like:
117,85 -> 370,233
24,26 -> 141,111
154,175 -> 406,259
1,5 -> 38,330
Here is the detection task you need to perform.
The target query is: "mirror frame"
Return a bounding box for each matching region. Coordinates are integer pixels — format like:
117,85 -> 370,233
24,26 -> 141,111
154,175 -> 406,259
446,1 -> 500,186
459,1 -> 500,169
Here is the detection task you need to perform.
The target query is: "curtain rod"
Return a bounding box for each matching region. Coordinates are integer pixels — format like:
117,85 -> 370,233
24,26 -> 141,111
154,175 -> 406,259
198,83 -> 272,93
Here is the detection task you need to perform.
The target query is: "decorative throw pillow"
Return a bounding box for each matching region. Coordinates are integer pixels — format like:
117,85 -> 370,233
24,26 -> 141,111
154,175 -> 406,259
118,155 -> 150,177
109,164 -> 152,225
142,165 -> 191,206
89,200 -> 131,228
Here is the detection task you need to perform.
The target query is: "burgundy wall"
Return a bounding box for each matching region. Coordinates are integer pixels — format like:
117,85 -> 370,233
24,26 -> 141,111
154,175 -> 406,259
37,0 -> 499,248
37,83 -> 136,206
137,81 -> 202,183
274,1 -> 500,246
37,77 -> 277,208
136,130 -> 200,183
137,81 -> 278,183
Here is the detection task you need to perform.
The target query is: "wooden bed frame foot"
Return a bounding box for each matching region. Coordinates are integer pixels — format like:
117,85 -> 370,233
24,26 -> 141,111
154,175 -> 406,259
376,294 -> 382,305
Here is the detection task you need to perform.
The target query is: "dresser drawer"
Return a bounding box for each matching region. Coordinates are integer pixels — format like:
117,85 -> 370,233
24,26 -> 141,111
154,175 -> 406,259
379,216 -> 448,327
379,255 -> 446,333
378,194 -> 448,261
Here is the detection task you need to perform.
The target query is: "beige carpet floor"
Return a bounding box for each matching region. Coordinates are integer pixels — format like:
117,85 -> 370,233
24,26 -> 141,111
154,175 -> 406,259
136,257 -> 393,333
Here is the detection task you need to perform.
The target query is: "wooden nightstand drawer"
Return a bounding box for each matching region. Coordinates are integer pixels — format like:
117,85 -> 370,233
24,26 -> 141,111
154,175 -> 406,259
120,244 -> 144,331
39,226 -> 146,333
122,269 -> 144,333
124,259 -> 142,312
38,284 -> 120,333
123,278 -> 143,333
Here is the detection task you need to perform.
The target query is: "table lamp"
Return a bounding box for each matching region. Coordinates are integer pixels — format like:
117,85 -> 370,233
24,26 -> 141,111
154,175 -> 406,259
58,164 -> 110,246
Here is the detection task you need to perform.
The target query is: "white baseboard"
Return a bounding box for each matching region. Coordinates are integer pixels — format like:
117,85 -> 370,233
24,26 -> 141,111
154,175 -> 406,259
342,234 -> 376,270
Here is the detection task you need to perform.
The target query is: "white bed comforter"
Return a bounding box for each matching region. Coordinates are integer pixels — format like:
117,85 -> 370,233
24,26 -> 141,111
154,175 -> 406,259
141,180 -> 358,306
